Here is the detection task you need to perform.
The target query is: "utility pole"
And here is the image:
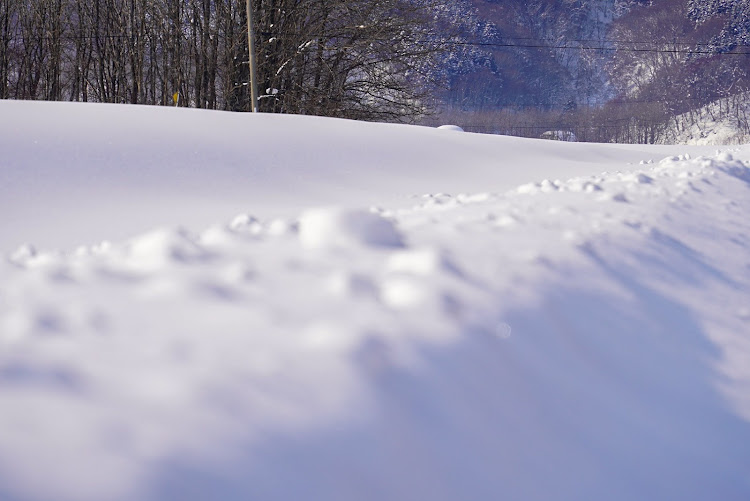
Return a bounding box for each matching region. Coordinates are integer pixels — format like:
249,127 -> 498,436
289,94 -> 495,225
246,0 -> 259,112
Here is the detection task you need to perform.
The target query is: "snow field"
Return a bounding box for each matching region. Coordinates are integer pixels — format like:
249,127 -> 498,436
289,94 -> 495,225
2,140 -> 750,500
0,100 -> 720,252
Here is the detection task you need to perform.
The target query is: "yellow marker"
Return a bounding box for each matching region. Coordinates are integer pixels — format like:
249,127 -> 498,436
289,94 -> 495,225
173,92 -> 179,105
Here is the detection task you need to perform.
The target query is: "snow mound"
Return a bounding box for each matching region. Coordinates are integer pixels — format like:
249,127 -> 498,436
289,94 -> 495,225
125,227 -> 212,269
298,207 -> 404,250
385,248 -> 452,276
437,124 -> 464,131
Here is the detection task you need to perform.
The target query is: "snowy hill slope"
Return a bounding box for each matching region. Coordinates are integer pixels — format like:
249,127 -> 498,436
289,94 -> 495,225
658,97 -> 750,146
1,102 -> 750,501
0,100 -> 718,251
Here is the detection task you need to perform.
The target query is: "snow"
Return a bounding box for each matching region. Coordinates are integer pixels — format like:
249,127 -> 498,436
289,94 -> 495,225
298,208 -> 404,250
0,99 -> 717,252
540,130 -> 578,142
1,100 -> 750,501
437,124 -> 465,131
660,96 -> 750,146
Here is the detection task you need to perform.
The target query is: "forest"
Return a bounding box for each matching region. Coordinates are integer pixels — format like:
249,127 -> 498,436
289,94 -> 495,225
0,0 -> 478,120
1,0 -> 749,141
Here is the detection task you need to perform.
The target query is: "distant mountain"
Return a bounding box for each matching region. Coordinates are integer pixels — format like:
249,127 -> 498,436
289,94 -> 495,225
439,0 -> 652,112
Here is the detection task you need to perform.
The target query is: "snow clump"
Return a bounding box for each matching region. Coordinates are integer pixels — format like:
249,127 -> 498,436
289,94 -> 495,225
437,124 -> 464,132
297,207 -> 404,250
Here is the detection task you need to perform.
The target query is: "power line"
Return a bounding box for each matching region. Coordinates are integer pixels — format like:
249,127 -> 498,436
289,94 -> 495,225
258,31 -> 750,55
487,34 -> 750,48
439,40 -> 750,55
3,32 -> 750,56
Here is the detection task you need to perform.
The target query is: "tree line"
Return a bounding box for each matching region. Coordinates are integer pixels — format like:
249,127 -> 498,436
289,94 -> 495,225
4,0 -> 749,140
434,0 -> 750,143
0,0 -> 465,121
433,91 -> 750,145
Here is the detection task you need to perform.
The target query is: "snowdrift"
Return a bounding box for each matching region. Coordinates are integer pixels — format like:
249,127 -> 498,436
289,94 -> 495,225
1,101 -> 750,501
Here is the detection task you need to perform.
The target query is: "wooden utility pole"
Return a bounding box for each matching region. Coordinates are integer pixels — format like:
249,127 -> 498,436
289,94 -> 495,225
246,0 -> 259,112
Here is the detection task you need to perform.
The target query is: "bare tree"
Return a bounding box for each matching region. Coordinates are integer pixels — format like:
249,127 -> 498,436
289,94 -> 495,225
247,0 -> 455,121
0,0 -> 15,99
0,0 -> 470,122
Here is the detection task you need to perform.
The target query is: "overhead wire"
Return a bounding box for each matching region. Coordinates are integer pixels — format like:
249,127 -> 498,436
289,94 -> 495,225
2,32 -> 750,55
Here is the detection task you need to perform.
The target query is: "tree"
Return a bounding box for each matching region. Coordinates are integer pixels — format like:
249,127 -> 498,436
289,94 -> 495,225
0,0 -> 15,99
0,0 -> 474,122
607,0 -> 750,116
247,0 -> 466,121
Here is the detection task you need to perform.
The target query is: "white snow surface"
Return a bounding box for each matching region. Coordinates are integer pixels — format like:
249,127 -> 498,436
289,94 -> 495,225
1,101 -> 750,501
0,99 -> 716,251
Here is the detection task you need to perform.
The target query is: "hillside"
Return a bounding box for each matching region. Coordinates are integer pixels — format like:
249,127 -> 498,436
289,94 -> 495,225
658,96 -> 750,145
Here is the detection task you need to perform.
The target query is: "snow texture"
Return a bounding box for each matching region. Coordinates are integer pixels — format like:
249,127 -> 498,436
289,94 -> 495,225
1,101 -> 750,501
